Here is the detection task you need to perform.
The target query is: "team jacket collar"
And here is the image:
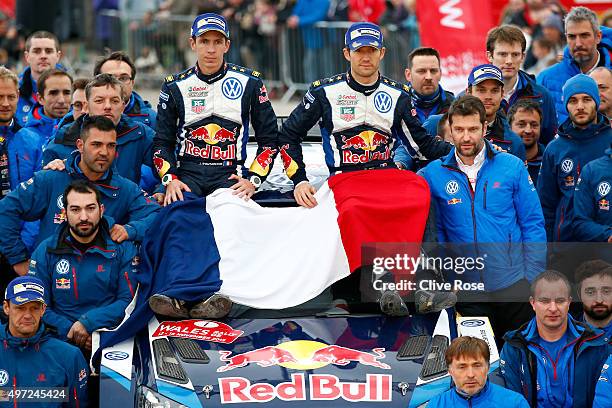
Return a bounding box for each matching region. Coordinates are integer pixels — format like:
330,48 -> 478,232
194,61 -> 227,84
0,118 -> 21,138
345,71 -> 381,96
1,322 -> 47,351
441,139 -> 498,168
454,380 -> 491,401
557,113 -> 611,142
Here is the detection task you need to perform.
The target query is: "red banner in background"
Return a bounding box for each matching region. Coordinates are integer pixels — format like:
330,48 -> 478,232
415,0 -> 496,94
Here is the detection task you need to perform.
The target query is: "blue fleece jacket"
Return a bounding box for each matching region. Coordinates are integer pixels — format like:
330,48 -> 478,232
427,381 -> 530,408
0,323 -> 88,407
537,114 -> 612,241
28,220 -> 137,339
0,150 -> 159,265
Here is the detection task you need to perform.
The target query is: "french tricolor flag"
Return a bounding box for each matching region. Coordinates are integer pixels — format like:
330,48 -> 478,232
96,169 -> 430,349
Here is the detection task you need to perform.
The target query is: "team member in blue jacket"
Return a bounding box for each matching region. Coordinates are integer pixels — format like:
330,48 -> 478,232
0,67 -> 42,293
43,74 -> 156,185
594,353 -> 612,408
1,275 -> 88,407
93,51 -> 157,129
572,143 -> 612,242
575,261 -> 612,338
537,7 -> 612,124
0,115 -> 159,277
18,68 -> 72,147
500,270 -> 611,408
428,336 -> 529,408
509,100 -> 545,186
29,180 -> 137,348
16,31 -> 63,126
537,74 -> 612,242
419,95 -> 545,340
486,25 -> 558,145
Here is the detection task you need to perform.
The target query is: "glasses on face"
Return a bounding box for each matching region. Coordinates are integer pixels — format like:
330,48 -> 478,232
582,287 -> 612,299
110,74 -> 133,83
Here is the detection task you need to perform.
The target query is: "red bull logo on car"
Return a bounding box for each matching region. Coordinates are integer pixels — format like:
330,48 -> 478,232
340,131 -> 391,164
217,340 -> 390,372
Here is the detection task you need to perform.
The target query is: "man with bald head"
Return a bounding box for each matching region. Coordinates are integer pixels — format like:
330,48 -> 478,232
590,67 -> 612,120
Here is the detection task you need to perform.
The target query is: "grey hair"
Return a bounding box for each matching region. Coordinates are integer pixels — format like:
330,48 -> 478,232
565,6 -> 600,35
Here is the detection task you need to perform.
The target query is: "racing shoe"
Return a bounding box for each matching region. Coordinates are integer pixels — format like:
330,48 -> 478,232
149,294 -> 189,318
379,290 -> 410,316
189,294 -> 232,319
415,289 -> 457,314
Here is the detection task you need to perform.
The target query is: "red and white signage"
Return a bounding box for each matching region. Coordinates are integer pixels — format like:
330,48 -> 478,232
219,373 -> 392,404
152,320 -> 243,344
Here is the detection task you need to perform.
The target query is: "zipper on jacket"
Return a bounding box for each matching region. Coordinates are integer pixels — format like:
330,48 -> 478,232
72,267 -> 79,300
13,376 -> 17,408
557,205 -> 565,241
124,272 -> 134,297
14,153 -> 21,182
483,181 -> 488,209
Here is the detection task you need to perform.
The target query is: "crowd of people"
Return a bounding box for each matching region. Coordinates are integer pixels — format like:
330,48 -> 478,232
0,2 -> 610,407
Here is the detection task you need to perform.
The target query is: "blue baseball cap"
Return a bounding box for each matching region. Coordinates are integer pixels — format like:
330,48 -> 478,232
345,22 -> 383,51
468,64 -> 504,87
191,13 -> 230,39
5,276 -> 45,305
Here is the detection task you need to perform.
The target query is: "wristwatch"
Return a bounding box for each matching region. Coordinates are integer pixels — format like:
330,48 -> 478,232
249,175 -> 262,189
162,174 -> 178,186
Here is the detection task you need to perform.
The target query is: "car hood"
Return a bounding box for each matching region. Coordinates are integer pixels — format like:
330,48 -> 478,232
128,311 -> 463,407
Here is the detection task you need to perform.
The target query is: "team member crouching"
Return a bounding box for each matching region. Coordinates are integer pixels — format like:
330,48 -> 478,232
1,276 -> 88,406
427,336 -> 529,407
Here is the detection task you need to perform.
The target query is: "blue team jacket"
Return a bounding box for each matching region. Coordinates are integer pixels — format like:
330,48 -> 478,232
537,114 -> 612,242
419,141 -> 546,290
501,317 -> 611,408
28,219 -> 137,339
427,381 -> 530,408
0,150 -> 159,265
125,91 -> 157,129
0,323 -> 88,407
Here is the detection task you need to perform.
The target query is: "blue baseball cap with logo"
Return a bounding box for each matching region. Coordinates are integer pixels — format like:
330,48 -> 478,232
468,64 -> 504,87
191,13 -> 230,39
5,276 -> 46,305
345,22 -> 383,51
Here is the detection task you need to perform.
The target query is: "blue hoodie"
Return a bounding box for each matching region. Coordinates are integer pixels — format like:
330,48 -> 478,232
537,26 -> 612,124
427,381 -> 530,408
419,141 -> 546,291
0,150 -> 159,265
572,146 -> 612,242
0,323 -> 88,407
28,219 -> 137,339
537,114 -> 612,241
500,317 -> 611,408
18,104 -> 58,147
43,113 -> 156,185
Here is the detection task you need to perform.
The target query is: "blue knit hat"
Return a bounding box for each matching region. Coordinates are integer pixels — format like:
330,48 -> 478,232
562,74 -> 600,113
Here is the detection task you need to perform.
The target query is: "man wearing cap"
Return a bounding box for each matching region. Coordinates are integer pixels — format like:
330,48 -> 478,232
1,276 -> 88,406
278,21 -> 451,208
465,64 -> 526,161
153,13 -> 279,205
537,74 -> 612,242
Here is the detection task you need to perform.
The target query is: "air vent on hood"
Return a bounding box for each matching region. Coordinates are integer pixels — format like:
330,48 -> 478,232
420,335 -> 449,381
170,337 -> 210,364
153,338 -> 188,384
397,335 -> 429,360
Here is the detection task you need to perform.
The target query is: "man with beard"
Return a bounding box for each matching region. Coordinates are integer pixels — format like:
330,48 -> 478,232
537,74 -> 612,242
538,7 -> 612,124
575,261 -> 612,336
0,115 -> 158,277
27,179 -> 138,350
16,31 -> 63,126
509,100 -> 544,186
419,95 -> 545,341
590,67 -> 612,120
466,64 -> 526,161
17,68 -> 72,146
500,270 -> 611,408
